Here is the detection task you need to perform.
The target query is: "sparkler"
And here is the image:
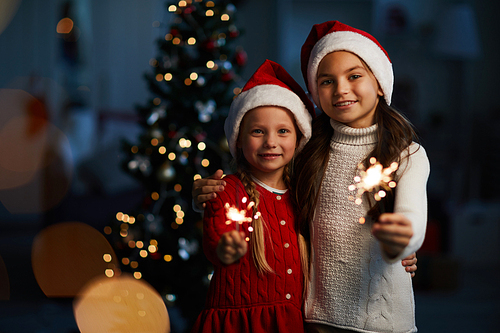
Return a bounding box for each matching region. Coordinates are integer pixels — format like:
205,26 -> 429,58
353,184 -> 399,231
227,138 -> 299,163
225,197 -> 257,240
349,157 -> 398,223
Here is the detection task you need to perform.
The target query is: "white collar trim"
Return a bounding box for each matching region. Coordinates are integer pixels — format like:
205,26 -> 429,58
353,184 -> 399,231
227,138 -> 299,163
251,175 -> 288,195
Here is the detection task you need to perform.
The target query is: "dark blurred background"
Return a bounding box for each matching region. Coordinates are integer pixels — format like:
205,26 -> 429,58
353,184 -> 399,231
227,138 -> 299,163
0,0 -> 499,332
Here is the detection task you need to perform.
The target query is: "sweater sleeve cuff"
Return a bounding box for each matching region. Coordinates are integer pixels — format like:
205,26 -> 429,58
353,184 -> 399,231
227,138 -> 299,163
380,246 -> 412,264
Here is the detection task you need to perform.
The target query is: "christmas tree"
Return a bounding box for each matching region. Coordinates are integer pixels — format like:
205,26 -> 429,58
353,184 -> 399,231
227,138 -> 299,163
104,0 -> 247,330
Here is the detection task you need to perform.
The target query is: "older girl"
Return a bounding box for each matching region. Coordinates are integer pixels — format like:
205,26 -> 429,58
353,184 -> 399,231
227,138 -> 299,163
295,21 -> 430,333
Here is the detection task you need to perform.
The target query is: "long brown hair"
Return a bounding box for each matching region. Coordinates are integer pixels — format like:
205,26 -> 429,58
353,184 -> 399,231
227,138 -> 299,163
292,97 -> 418,280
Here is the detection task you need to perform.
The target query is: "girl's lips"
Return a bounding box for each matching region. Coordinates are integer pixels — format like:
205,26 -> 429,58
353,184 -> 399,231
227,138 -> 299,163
258,153 -> 281,160
334,100 -> 357,107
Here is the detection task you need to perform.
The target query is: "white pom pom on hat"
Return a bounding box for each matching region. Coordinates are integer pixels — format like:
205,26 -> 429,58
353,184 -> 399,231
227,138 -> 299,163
224,59 -> 316,158
300,20 -> 394,106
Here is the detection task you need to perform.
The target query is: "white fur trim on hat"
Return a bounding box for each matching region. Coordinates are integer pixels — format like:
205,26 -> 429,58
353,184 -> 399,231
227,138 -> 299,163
224,84 -> 313,158
307,30 -> 393,106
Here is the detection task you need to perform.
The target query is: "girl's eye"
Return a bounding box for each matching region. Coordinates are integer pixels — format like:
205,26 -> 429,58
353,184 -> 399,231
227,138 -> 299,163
278,129 -> 290,134
320,79 -> 333,85
252,129 -> 263,134
349,74 -> 361,80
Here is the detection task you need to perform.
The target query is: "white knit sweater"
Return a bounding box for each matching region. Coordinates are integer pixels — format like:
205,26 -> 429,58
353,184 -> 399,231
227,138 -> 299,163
304,119 -> 430,333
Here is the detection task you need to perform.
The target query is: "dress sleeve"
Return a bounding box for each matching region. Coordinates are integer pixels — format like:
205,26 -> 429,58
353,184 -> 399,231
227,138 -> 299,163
202,180 -> 240,267
387,143 -> 430,262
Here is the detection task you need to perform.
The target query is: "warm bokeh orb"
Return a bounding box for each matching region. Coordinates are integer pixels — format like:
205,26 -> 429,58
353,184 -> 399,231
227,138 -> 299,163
0,89 -> 73,213
31,221 -> 119,297
0,0 -> 21,35
73,274 -> 170,333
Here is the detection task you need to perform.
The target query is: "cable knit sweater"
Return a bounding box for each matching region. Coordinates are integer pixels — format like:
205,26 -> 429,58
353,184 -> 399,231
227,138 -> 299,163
192,174 -> 304,333
304,120 -> 430,333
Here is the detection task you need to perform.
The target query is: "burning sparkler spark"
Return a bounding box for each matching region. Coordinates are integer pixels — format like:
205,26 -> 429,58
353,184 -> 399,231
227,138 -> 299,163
225,204 -> 251,224
349,157 -> 398,206
224,197 -> 256,236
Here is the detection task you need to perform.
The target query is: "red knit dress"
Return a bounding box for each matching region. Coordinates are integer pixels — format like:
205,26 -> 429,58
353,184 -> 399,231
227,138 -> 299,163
191,174 -> 304,333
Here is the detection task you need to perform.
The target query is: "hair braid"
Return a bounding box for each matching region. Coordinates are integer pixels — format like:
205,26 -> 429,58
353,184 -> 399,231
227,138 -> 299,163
236,153 -> 274,275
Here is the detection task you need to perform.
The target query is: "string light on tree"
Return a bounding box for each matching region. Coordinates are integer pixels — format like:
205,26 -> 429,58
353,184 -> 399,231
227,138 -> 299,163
106,0 -> 247,326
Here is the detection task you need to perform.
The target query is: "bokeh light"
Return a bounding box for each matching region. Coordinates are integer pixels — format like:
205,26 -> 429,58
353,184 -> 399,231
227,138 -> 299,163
197,142 -> 206,151
31,222 -> 119,297
0,89 -> 73,213
73,274 -> 170,333
0,89 -> 47,189
0,0 -> 21,35
56,17 -> 74,34
0,114 -> 49,173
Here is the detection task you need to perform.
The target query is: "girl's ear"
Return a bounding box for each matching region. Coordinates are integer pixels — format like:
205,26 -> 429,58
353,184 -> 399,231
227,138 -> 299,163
377,84 -> 384,97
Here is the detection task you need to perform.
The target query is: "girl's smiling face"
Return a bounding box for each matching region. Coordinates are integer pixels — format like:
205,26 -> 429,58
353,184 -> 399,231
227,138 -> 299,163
237,106 -> 298,188
316,51 -> 383,128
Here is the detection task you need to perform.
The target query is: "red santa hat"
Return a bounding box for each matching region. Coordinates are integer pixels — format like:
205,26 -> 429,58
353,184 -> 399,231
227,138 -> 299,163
225,59 -> 315,158
301,20 -> 393,106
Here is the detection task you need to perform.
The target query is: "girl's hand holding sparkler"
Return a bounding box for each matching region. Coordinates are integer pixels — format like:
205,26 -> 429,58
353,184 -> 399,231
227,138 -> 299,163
216,230 -> 248,265
372,213 -> 413,259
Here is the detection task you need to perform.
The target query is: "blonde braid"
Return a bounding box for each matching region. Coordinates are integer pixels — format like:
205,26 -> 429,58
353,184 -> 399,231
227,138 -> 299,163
238,169 -> 274,275
234,148 -> 274,275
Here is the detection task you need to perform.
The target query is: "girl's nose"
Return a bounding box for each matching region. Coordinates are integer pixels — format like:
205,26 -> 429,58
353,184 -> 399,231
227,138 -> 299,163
334,79 -> 349,95
264,134 -> 277,148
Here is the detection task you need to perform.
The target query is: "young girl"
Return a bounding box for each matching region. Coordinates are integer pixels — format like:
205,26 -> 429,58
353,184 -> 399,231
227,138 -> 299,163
295,21 -> 430,332
193,21 -> 427,333
191,59 -> 316,333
